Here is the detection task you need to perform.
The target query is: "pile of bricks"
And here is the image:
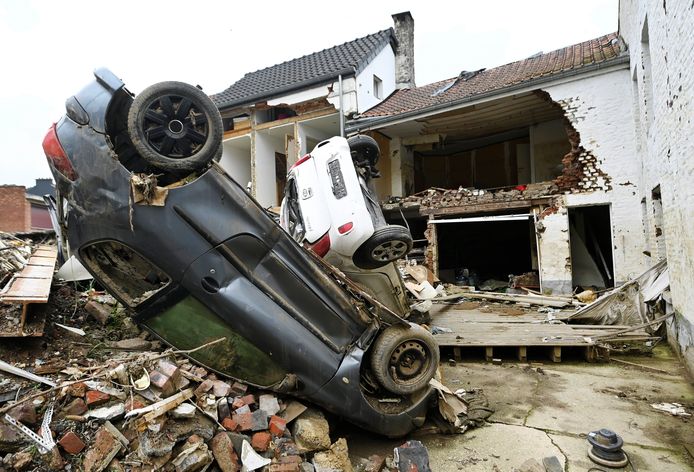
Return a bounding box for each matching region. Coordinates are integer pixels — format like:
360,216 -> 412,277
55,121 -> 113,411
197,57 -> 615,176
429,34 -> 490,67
0,349 -> 414,472
386,181 -> 558,212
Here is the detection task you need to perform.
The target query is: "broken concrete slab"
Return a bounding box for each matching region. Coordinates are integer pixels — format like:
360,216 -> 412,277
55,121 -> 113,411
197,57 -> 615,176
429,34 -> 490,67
291,409 -> 331,453
312,438 -> 352,472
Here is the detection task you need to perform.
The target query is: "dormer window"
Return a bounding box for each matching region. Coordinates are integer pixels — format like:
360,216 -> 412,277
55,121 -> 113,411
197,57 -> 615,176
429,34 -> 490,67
373,75 -> 383,99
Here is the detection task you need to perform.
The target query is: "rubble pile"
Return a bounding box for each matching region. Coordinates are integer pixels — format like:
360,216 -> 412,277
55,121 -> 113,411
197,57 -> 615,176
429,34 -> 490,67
0,320 -> 442,472
384,182 -> 557,211
0,234 -> 32,287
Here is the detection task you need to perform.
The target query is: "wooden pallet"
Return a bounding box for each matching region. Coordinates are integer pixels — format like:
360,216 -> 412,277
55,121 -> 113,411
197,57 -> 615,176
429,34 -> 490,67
431,304 -> 653,363
0,245 -> 57,337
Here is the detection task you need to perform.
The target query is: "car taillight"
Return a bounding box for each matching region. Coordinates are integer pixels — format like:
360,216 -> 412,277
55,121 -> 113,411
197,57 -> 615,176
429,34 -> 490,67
289,154 -> 311,170
42,123 -> 77,181
308,232 -> 331,257
337,222 -> 353,234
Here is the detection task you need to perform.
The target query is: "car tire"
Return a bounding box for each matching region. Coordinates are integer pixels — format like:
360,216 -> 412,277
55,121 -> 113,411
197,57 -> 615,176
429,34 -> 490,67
353,225 -> 413,269
369,324 -> 439,395
127,81 -> 223,172
347,134 -> 380,167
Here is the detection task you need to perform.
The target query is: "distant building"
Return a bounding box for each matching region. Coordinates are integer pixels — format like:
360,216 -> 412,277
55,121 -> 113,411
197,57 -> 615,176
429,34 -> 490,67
0,179 -> 55,233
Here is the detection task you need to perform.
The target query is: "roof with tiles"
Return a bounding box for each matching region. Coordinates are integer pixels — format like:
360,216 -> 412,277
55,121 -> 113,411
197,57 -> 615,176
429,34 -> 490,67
212,29 -> 395,110
358,32 -> 626,119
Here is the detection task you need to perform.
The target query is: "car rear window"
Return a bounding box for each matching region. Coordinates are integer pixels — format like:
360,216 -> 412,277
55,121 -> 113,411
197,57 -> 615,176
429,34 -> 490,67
80,241 -> 170,307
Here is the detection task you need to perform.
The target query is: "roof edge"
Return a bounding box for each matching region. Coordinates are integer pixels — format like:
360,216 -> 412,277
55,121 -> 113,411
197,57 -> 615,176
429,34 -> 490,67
215,68 -> 357,111
347,54 -> 630,133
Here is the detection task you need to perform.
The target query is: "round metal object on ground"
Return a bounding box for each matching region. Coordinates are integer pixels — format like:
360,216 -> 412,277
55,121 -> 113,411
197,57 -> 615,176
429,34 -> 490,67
587,429 -> 628,469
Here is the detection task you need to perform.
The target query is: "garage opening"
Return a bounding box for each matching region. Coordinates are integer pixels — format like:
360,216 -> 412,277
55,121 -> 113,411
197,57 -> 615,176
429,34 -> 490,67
434,214 -> 538,288
568,205 -> 614,289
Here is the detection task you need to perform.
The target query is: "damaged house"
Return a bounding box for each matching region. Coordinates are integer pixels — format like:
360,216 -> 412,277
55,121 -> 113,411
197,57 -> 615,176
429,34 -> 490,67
211,13 -> 416,208
347,32 -> 647,296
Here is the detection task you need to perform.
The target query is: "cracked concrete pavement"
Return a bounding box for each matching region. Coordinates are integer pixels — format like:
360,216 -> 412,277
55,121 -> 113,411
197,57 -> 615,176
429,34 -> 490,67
420,345 -> 694,471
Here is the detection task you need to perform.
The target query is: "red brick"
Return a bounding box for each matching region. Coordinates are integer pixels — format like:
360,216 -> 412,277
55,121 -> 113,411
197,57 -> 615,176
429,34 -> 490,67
64,398 -> 88,416
269,416 -> 287,437
125,398 -> 145,412
233,412 -> 253,432
85,390 -> 110,407
58,431 -> 86,454
251,432 -> 271,452
222,417 -> 238,432
269,463 -> 301,472
240,394 -> 256,406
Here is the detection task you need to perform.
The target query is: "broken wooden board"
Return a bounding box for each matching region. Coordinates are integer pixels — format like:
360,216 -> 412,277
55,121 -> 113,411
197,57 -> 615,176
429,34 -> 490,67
444,290 -> 575,308
432,308 -> 654,363
430,304 -> 574,323
0,245 -> 57,336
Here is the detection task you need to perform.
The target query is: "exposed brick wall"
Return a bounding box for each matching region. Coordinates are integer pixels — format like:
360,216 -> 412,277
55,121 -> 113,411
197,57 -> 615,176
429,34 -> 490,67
544,68 -> 646,288
0,186 -> 30,233
620,0 -> 694,376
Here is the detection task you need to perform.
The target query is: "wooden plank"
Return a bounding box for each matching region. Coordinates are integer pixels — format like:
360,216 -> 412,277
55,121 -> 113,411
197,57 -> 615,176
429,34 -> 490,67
550,346 -> 562,363
25,256 -> 55,267
2,278 -> 52,301
13,265 -> 54,278
430,305 -> 574,323
517,346 -> 527,362
421,198 -> 553,217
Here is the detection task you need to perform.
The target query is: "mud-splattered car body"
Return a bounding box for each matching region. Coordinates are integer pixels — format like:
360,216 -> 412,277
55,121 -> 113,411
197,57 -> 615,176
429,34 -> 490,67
42,69 -> 437,436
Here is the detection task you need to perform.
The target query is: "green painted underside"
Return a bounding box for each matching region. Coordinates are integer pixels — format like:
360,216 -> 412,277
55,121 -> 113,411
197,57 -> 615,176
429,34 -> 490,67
144,295 -> 286,387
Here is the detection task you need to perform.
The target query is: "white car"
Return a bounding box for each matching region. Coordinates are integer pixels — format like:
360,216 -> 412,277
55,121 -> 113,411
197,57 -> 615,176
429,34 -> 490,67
281,135 -> 412,269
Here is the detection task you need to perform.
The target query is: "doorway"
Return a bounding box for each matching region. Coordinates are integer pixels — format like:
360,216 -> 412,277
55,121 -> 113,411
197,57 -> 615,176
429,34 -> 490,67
568,205 -> 614,289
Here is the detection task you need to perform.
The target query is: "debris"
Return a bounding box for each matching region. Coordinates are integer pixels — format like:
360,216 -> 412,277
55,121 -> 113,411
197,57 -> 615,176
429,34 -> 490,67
11,450 -> 33,471
58,431 -> 86,454
3,404 -> 54,454
291,409 -> 331,453
280,400 -> 307,423
542,455 -> 563,472
241,439 -> 271,470
130,173 -> 169,206
84,299 -> 112,325
54,322 -> 86,336
0,360 -> 57,387
110,337 -> 152,351
259,393 -> 281,416
210,431 -> 240,472
651,402 -> 691,416
171,402 -> 197,419
575,289 -> 597,304
171,437 -> 213,472
312,438 -> 352,472
86,403 -> 126,421
393,440 -> 431,472
518,458 -> 545,472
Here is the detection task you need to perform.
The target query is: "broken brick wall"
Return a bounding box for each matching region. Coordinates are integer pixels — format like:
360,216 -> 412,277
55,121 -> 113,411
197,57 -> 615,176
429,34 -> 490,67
620,0 -> 694,376
0,186 -> 30,233
543,66 -> 646,288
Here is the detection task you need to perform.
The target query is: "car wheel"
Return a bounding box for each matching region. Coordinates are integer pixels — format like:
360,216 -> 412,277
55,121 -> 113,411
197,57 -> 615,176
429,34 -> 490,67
369,324 -> 439,395
353,225 -> 413,269
347,134 -> 380,167
127,81 -> 223,172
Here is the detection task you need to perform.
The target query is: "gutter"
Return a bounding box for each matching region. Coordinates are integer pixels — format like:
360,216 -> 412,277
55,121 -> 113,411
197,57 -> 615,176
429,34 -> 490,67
346,55 -> 630,133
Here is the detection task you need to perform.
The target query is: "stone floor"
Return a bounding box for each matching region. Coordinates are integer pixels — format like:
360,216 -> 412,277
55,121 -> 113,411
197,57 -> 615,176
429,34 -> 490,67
347,345 -> 694,471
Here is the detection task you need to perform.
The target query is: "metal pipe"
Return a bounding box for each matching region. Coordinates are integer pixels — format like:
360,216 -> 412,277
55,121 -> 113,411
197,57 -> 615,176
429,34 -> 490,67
338,74 -> 345,137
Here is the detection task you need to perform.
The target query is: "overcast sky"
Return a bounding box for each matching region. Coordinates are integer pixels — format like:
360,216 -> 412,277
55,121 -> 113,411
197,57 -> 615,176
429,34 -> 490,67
0,0 -> 618,187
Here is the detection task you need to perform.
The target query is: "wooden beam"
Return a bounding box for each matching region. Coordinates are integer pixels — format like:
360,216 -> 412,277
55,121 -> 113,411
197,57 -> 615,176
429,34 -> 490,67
402,134 -> 445,146
422,199 -> 550,217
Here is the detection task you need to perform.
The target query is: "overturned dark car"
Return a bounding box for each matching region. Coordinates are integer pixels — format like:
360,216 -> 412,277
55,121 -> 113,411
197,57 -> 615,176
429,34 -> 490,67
41,69 -> 439,436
